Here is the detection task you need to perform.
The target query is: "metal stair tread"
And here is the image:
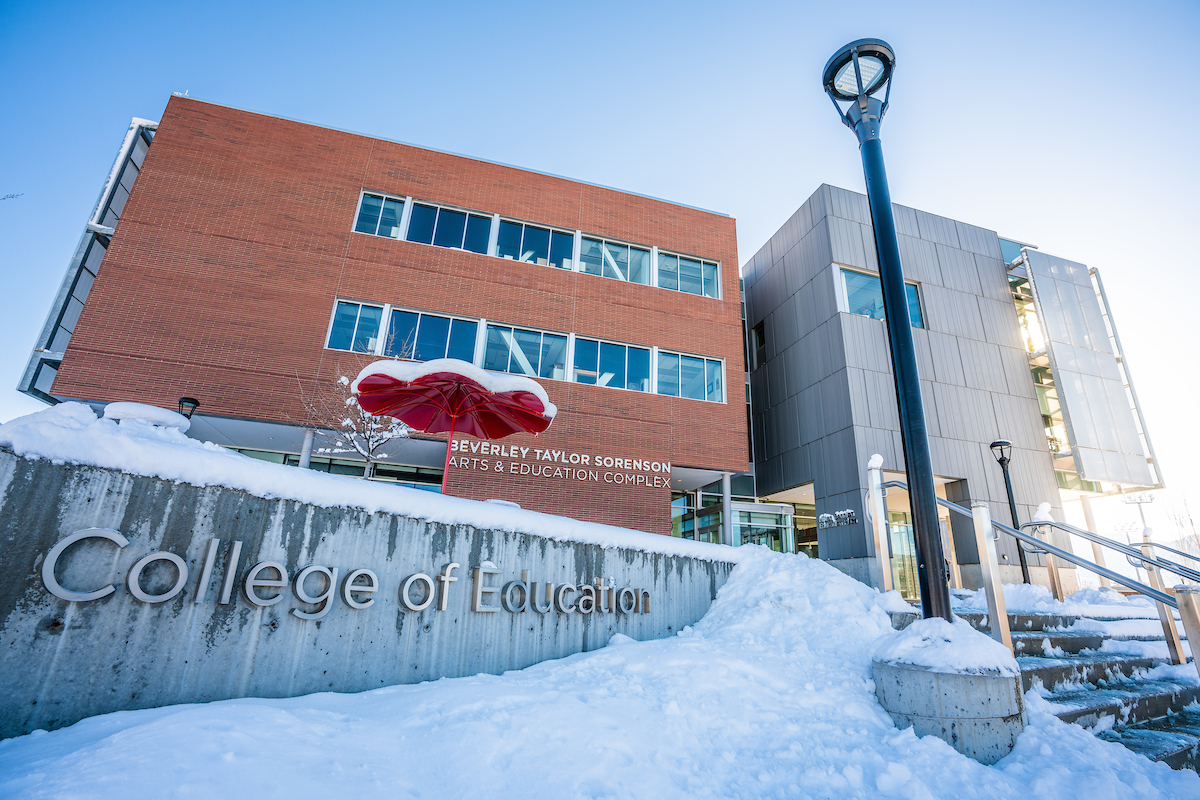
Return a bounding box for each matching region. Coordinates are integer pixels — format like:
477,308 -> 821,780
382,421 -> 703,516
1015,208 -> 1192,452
1096,708 -> 1200,770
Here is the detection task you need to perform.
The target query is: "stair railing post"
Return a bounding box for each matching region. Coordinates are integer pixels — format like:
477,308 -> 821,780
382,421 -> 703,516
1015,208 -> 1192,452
867,460 -> 894,594
1140,534 -> 1186,665
942,518 -> 962,590
1034,523 -> 1066,602
1174,585 -> 1200,681
972,502 -> 1011,651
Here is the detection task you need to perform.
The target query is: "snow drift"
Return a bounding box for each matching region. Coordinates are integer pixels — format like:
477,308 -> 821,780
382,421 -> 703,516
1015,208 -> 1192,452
0,549 -> 1193,799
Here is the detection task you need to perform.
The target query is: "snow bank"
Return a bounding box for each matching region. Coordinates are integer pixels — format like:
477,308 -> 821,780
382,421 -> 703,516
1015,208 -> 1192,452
102,401 -> 191,431
873,616 -> 1020,676
0,404 -> 731,563
0,548 -> 1192,798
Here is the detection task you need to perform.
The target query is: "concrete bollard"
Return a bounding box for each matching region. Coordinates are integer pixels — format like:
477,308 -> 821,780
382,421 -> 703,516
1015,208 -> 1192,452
872,660 -> 1026,764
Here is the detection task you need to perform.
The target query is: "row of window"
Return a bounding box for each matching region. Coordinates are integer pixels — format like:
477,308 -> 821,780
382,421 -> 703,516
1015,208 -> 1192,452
327,300 -> 725,402
353,192 -> 721,299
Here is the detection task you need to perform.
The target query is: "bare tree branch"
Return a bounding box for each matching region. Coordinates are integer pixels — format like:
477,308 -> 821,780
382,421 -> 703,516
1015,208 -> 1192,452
294,369 -> 411,476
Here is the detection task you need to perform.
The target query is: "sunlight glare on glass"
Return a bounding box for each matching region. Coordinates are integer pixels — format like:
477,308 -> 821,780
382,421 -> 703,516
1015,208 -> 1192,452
833,56 -> 885,96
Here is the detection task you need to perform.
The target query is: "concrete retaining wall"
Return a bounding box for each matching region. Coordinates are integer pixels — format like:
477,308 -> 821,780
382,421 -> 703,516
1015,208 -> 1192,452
0,448 -> 735,738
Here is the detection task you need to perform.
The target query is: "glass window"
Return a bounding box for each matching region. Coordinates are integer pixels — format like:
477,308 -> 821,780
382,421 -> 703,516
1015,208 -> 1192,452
705,359 -> 723,402
447,319 -> 478,361
484,325 -> 511,371
355,194 -> 383,234
384,311 -> 477,362
406,204 -> 437,245
415,314 -> 451,361
579,237 -> 604,276
657,350 -> 723,401
657,352 -> 680,396
521,226 -> 551,266
464,215 -> 491,254
573,338 -> 598,384
549,231 -> 575,270
353,306 -> 382,352
627,347 -> 650,391
842,269 -> 924,328
680,355 -> 705,400
385,310 -> 419,358
378,198 -> 405,238
905,284 -> 924,328
598,342 -> 626,388
702,261 -> 719,298
432,209 -> 467,249
511,329 -> 541,375
658,253 -> 679,291
540,334 -> 567,380
629,248 -> 651,285
679,258 -> 704,296
484,325 -> 567,379
602,242 -> 630,281
496,221 -> 523,259
327,301 -> 382,353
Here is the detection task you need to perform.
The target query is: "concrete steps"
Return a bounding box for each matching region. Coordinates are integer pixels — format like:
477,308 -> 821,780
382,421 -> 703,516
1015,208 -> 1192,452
891,605 -> 1199,771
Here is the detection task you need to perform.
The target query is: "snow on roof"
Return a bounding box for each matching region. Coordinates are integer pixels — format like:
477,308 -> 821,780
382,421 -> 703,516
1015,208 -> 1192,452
102,401 -> 191,431
0,403 -> 732,562
351,359 -> 558,419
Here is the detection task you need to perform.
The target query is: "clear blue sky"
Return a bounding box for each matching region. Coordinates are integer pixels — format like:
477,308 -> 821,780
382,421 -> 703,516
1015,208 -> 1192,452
2,0 -> 1197,540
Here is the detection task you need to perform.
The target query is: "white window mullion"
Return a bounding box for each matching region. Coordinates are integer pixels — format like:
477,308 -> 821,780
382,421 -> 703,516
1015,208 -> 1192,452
649,346 -> 659,394
833,265 -> 848,313
375,303 -> 392,356
398,197 -> 414,241
565,333 -> 576,382
572,231 -> 582,272
474,319 -> 488,367
487,214 -> 501,257
650,246 -> 659,288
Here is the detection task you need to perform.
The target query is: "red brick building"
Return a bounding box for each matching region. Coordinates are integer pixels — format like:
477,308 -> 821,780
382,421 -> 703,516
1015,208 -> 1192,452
22,97 -> 749,535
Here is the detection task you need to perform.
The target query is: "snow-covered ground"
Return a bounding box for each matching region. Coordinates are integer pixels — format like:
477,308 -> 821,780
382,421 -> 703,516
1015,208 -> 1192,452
1,549 -> 1195,799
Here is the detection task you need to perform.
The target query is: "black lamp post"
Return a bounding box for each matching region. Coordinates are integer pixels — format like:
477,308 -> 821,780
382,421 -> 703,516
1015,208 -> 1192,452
823,39 -> 951,621
989,439 -> 1031,584
177,397 -> 200,419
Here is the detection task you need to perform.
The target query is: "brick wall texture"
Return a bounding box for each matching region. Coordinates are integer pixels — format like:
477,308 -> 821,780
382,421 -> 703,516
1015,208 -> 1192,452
52,97 -> 749,535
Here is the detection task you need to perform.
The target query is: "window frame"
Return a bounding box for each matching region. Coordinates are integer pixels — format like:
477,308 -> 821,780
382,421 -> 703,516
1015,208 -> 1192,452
570,334 -> 652,393
654,348 -> 727,403
836,265 -> 924,329
482,322 -> 571,382
655,248 -> 722,299
324,299 -> 387,355
383,307 -> 480,363
496,218 -> 578,270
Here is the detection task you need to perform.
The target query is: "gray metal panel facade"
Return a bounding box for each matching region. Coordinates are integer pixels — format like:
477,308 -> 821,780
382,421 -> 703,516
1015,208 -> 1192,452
745,185 -> 1063,571
1023,250 -> 1153,487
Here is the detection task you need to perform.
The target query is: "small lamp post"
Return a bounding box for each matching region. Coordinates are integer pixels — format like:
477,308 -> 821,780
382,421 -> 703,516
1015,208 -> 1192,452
177,397 -> 200,419
823,39 -> 951,621
989,439 -> 1031,584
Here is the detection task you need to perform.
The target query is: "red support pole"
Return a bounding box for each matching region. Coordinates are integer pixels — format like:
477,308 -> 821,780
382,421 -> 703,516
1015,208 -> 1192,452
441,416 -> 456,495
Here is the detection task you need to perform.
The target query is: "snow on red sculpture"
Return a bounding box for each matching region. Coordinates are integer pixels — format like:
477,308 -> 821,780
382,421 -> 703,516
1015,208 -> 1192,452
351,359 -> 557,492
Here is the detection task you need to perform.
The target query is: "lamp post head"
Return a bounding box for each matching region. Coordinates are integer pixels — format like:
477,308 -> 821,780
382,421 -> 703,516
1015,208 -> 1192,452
989,439 -> 1012,465
177,397 -> 200,419
822,38 -> 896,144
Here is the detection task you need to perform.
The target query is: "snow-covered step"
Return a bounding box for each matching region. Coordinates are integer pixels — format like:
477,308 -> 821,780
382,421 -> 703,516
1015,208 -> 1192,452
1047,680 -> 1200,728
1010,631 -> 1107,656
1018,654 -> 1162,693
959,611 -> 1083,632
1097,707 -> 1200,771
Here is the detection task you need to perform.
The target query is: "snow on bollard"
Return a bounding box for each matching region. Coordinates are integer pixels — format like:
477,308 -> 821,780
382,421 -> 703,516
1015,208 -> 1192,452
871,616 -> 1025,765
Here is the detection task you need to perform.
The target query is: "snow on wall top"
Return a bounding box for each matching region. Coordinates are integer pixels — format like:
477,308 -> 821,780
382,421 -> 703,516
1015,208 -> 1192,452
0,404 -> 736,563
872,616 -> 1020,676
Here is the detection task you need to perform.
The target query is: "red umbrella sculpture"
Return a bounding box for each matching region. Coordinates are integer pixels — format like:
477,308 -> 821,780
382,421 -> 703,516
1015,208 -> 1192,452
351,358 -> 558,493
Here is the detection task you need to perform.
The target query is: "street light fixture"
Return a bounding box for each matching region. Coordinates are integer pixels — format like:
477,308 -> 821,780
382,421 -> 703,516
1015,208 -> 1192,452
823,39 -> 951,622
177,397 -> 200,419
990,439 -> 1032,584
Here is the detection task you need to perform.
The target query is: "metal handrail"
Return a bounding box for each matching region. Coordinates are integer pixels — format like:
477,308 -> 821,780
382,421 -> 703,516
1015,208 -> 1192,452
1020,519 -> 1200,584
1150,541 -> 1200,566
879,480 -> 1177,608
